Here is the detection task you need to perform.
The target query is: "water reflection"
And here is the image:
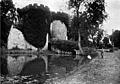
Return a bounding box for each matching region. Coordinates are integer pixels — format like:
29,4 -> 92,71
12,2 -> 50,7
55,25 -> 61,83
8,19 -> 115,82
7,54 -> 37,76
3,49 -> 78,79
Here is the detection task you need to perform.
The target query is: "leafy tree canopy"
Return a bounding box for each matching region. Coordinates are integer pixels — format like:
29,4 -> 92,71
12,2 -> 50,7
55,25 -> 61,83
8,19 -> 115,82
16,4 -> 51,48
110,30 -> 120,48
51,11 -> 70,29
1,0 -> 16,47
68,0 -> 107,47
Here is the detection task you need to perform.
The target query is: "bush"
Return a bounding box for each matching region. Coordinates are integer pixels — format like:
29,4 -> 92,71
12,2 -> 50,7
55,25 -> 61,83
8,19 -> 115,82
109,47 -> 119,52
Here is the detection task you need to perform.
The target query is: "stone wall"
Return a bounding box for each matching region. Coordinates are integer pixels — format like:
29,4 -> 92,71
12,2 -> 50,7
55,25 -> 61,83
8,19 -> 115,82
7,26 -> 38,75
50,20 -> 68,40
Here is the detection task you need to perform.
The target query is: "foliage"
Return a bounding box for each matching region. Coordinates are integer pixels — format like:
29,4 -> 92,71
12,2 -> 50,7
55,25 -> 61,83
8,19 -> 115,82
16,4 -> 51,48
84,0 -> 107,38
68,0 -> 85,15
68,16 -> 78,41
68,0 -> 86,42
0,0 -> 16,47
95,29 -> 104,47
68,0 -> 107,47
86,0 -> 107,26
68,0 -> 87,54
110,30 -> 120,49
84,0 -> 107,46
89,29 -> 104,48
1,0 -> 15,17
51,11 -> 70,29
102,37 -> 109,48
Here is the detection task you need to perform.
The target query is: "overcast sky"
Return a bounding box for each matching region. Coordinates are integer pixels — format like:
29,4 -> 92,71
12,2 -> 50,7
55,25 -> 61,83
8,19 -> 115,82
103,0 -> 120,35
13,0 -> 120,35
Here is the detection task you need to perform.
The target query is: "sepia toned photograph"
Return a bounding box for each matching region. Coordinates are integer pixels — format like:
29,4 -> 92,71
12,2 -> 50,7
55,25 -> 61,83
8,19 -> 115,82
0,0 -> 120,84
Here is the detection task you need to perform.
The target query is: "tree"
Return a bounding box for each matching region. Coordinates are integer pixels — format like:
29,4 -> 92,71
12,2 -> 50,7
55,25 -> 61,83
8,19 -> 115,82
95,29 -> 104,48
69,15 -> 90,46
86,0 -> 107,42
90,29 -> 104,48
110,30 -> 120,48
103,37 -> 109,48
16,4 -> 51,48
0,0 -> 16,48
80,0 -> 107,47
69,0 -> 107,48
68,0 -> 85,54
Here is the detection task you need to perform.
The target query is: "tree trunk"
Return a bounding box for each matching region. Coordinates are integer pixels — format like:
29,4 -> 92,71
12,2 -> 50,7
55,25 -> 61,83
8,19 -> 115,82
78,30 -> 84,54
76,7 -> 84,55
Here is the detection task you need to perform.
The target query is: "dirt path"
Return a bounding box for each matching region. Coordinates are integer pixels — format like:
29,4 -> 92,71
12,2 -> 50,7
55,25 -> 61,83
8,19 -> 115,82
45,50 -> 120,84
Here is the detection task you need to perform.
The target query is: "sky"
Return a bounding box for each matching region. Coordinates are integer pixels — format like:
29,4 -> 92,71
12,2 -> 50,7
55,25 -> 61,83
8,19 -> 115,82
12,0 -> 120,35
103,0 -> 120,35
13,0 -> 70,12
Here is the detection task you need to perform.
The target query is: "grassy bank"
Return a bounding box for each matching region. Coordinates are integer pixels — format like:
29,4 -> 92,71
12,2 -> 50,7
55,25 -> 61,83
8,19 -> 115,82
45,50 -> 120,84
